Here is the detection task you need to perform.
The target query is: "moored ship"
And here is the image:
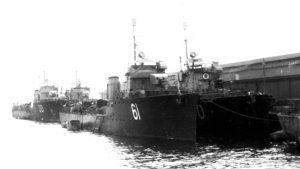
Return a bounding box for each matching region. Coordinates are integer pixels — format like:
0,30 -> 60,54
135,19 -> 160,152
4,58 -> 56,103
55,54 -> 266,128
12,84 -> 67,122
11,20 -> 280,141
12,103 -> 31,120
97,20 -> 199,141
95,20 -> 280,141
178,54 -> 280,138
98,55 -> 280,141
59,82 -> 107,131
99,60 -> 200,141
30,85 -> 67,122
277,99 -> 300,143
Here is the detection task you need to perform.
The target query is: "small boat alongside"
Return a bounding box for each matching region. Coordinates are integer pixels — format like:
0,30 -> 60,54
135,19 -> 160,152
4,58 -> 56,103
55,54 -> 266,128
60,104 -> 106,131
66,120 -> 81,131
12,103 -> 32,120
277,99 -> 300,143
59,82 -> 107,132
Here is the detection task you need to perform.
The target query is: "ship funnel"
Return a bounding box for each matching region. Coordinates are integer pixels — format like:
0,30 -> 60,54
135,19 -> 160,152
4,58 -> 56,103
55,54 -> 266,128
107,76 -> 121,100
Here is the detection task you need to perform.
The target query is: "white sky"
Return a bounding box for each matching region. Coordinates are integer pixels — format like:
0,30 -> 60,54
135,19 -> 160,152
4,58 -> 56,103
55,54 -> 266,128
2,0 -> 300,102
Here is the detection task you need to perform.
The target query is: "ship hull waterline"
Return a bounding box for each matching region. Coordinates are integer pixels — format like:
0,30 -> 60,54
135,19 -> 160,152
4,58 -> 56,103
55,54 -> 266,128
196,94 -> 280,138
277,113 -> 300,142
59,112 -> 104,131
98,94 -> 279,141
12,110 -> 31,120
99,94 -> 199,142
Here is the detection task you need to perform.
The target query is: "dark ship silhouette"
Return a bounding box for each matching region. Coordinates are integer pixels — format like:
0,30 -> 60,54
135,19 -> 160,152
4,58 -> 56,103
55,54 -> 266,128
31,85 -> 67,122
12,83 -> 66,122
11,20 -> 280,142
100,59 -> 200,141
97,53 -> 279,141
96,20 -> 280,141
180,54 -> 280,138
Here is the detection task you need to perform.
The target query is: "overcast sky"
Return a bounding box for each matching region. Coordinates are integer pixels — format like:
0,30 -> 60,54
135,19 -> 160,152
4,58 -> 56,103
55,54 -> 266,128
2,0 -> 300,102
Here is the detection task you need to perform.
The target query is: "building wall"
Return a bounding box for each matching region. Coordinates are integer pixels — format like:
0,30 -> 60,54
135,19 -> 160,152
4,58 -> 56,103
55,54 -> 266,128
221,53 -> 300,101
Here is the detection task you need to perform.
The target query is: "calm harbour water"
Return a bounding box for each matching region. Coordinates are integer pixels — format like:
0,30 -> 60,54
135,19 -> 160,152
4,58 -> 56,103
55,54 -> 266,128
2,117 -> 300,169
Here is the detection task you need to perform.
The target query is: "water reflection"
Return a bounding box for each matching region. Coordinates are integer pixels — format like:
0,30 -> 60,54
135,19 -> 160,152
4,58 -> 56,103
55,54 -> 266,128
100,135 -> 300,168
3,118 -> 300,169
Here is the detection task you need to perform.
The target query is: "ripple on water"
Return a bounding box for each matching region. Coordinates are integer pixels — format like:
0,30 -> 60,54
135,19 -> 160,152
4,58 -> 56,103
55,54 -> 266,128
107,136 -> 300,169
3,118 -> 300,169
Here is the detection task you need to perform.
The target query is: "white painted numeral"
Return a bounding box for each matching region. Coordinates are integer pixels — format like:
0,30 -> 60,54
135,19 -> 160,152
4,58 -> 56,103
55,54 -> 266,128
131,103 -> 141,120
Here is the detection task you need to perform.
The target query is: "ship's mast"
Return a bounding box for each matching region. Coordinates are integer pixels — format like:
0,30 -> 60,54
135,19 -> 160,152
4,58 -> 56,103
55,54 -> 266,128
179,56 -> 183,71
183,22 -> 189,70
43,70 -> 48,85
75,70 -> 80,87
132,18 -> 137,64
43,70 -> 46,83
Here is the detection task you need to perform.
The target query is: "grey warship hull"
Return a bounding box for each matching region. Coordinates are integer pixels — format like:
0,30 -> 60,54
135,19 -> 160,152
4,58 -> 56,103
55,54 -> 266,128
100,94 -> 200,141
12,100 -> 66,123
98,93 -> 279,141
30,100 -> 66,122
197,93 -> 280,138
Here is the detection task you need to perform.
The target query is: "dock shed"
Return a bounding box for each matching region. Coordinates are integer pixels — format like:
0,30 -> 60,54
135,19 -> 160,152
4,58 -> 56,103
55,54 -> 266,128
221,53 -> 300,101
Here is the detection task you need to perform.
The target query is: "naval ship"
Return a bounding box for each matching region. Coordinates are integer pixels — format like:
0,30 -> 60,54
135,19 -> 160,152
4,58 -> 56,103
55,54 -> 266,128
178,53 -> 280,138
96,21 -> 201,141
59,82 -> 107,131
98,53 -> 279,141
12,84 -> 67,122
96,21 -> 279,141
96,20 -> 199,141
12,102 -> 31,120
31,84 -> 67,122
99,59 -> 200,141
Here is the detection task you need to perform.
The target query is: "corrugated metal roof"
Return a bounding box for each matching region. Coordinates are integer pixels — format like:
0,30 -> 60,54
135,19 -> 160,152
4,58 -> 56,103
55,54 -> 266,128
221,53 -> 300,68
220,52 -> 300,81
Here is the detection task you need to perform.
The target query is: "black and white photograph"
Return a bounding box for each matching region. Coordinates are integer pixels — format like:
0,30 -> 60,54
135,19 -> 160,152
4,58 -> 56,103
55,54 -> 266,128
1,0 -> 300,168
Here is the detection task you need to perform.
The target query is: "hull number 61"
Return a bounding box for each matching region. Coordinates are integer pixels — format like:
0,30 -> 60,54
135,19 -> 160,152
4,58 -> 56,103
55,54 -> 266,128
131,103 -> 141,120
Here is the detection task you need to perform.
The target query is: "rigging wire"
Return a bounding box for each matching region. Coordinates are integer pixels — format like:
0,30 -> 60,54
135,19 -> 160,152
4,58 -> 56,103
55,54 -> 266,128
203,99 -> 278,122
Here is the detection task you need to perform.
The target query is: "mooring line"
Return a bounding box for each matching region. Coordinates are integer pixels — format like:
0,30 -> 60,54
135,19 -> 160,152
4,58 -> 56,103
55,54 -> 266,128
205,100 -> 278,122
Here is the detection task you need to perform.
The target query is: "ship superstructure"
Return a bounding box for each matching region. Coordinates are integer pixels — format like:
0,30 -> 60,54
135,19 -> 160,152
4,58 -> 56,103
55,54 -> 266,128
177,53 -> 280,138
98,56 -> 200,141
11,19 -> 281,141
31,84 -> 67,122
60,82 -> 107,131
96,19 -> 280,140
65,82 -> 90,102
